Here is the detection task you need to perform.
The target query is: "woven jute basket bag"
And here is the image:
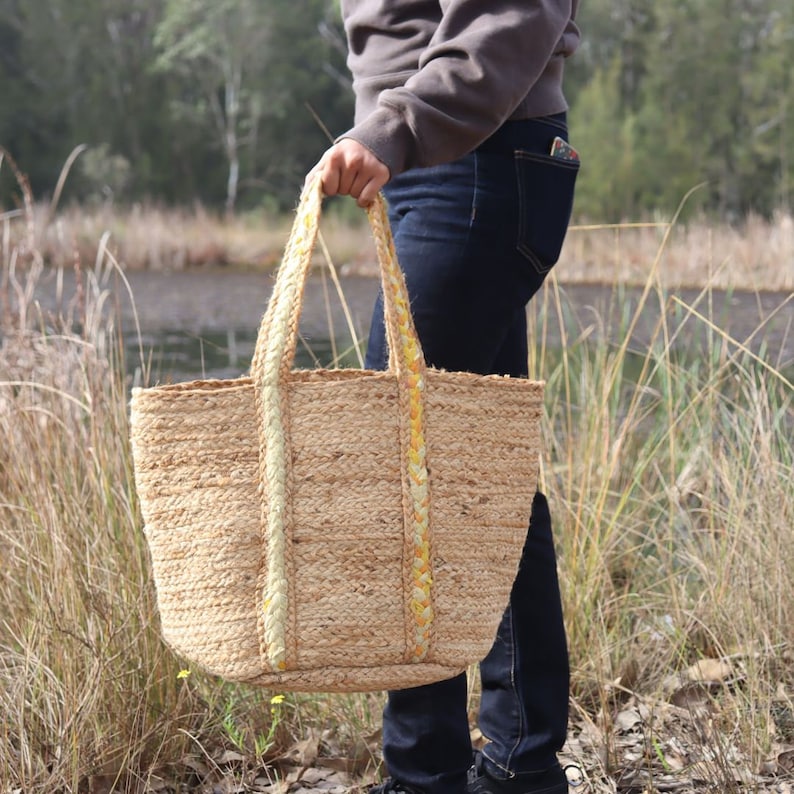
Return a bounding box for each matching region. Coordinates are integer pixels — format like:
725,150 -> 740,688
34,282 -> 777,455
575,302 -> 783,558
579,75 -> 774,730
130,178 -> 545,692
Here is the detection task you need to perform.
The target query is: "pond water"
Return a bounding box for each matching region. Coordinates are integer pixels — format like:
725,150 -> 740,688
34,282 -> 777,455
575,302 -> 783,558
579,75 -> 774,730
129,327 -> 363,383
18,267 -> 794,383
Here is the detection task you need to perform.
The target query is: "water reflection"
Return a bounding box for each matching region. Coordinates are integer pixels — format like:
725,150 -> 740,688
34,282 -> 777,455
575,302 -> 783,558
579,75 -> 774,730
130,328 -> 363,383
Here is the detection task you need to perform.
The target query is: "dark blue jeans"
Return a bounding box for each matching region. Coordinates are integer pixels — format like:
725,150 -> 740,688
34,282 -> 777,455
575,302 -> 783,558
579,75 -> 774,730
365,115 -> 578,794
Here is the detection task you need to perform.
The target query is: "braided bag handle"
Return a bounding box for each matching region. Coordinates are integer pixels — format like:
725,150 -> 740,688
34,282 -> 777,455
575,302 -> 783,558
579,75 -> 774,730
251,178 -> 433,672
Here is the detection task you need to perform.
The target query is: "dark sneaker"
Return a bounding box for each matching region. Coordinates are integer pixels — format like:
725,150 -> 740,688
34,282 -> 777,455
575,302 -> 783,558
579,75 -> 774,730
467,752 -> 568,794
369,780 -> 425,794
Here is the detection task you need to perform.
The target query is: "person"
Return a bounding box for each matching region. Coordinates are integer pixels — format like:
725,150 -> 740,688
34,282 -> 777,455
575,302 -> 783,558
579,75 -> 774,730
312,3 -> 581,794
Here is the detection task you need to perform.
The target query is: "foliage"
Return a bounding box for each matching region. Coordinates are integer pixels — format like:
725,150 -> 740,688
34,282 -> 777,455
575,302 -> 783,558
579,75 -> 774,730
153,0 -> 274,213
0,0 -> 351,211
570,0 -> 794,219
0,0 -> 792,216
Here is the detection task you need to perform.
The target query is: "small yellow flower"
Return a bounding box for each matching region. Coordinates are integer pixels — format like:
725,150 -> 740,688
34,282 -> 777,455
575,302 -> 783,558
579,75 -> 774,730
270,694 -> 285,705
177,669 -> 191,680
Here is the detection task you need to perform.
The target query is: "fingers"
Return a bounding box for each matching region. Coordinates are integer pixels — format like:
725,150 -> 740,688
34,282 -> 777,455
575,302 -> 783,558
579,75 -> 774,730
313,139 -> 390,207
356,175 -> 386,208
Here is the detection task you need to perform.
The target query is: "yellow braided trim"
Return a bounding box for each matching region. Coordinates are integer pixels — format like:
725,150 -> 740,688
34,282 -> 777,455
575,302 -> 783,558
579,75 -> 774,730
260,184 -> 321,671
384,239 -> 433,661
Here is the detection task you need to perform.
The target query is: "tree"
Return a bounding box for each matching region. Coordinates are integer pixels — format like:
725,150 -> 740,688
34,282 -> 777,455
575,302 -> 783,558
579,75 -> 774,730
0,0 -> 183,203
153,0 -> 272,214
566,0 -> 656,111
3,0 -> 790,218
638,0 -> 790,217
741,4 -> 794,213
569,61 -> 642,220
244,0 -> 353,203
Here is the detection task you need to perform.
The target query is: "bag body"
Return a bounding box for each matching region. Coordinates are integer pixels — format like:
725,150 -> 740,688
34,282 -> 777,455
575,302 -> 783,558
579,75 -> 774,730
130,181 -> 544,691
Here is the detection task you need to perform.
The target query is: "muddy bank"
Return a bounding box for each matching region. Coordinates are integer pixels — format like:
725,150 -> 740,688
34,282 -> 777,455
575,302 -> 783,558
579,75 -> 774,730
17,268 -> 794,375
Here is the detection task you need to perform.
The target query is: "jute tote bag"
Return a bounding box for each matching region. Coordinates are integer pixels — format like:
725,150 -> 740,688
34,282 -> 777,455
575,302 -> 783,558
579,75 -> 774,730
130,178 -> 545,692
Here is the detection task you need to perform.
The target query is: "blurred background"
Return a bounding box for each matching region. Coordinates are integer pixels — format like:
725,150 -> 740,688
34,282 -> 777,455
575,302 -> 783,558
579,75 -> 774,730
1,0 -> 792,221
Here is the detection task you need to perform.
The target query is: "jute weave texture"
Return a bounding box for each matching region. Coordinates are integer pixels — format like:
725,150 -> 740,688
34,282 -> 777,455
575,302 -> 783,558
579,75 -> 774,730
130,179 -> 545,692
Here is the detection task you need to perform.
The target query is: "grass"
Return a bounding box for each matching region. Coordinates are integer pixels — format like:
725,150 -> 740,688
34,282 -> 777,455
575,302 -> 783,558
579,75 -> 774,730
3,199 -> 793,293
528,275 -> 793,789
1,170 -> 793,791
3,200 -> 370,280
562,210 -> 794,293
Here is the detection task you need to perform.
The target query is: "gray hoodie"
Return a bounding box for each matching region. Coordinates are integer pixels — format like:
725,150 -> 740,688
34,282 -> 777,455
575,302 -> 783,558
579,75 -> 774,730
340,0 -> 580,177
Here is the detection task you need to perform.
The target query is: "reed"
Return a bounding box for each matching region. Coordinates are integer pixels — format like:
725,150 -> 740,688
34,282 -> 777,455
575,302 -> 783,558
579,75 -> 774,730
4,199 -> 793,292
529,271 -> 793,789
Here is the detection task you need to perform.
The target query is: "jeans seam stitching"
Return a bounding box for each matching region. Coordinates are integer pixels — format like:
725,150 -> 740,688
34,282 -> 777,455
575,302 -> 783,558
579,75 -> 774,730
505,604 -> 522,773
514,156 -> 550,276
514,151 -> 581,170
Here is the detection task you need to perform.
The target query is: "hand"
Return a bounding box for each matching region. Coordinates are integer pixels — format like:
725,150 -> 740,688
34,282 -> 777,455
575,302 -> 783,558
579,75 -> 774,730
311,139 -> 390,207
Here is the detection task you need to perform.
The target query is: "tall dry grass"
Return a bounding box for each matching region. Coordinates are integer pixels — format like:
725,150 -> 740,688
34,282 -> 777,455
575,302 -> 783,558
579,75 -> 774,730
4,200 -> 793,292
6,201 -> 368,278
0,173 -> 386,791
0,278 -> 380,790
562,211 -> 794,292
0,234 -> 203,789
2,167 -> 793,791
528,271 -> 793,787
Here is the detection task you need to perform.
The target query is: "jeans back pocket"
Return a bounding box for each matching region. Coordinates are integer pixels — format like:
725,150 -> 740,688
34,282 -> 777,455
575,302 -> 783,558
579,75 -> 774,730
515,150 -> 580,275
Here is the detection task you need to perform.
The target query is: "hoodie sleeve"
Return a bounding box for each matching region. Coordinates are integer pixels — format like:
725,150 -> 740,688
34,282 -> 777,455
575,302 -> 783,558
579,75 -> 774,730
340,0 -> 576,176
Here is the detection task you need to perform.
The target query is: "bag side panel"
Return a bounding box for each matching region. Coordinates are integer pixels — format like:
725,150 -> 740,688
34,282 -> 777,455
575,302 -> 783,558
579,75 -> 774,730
131,385 -> 264,681
423,376 -> 543,666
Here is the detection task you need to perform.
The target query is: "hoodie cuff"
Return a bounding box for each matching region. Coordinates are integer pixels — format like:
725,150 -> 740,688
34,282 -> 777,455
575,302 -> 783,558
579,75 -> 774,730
336,107 -> 418,178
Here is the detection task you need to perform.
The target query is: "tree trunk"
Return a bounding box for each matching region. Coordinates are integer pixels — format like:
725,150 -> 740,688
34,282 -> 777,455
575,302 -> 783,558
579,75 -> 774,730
224,75 -> 240,215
